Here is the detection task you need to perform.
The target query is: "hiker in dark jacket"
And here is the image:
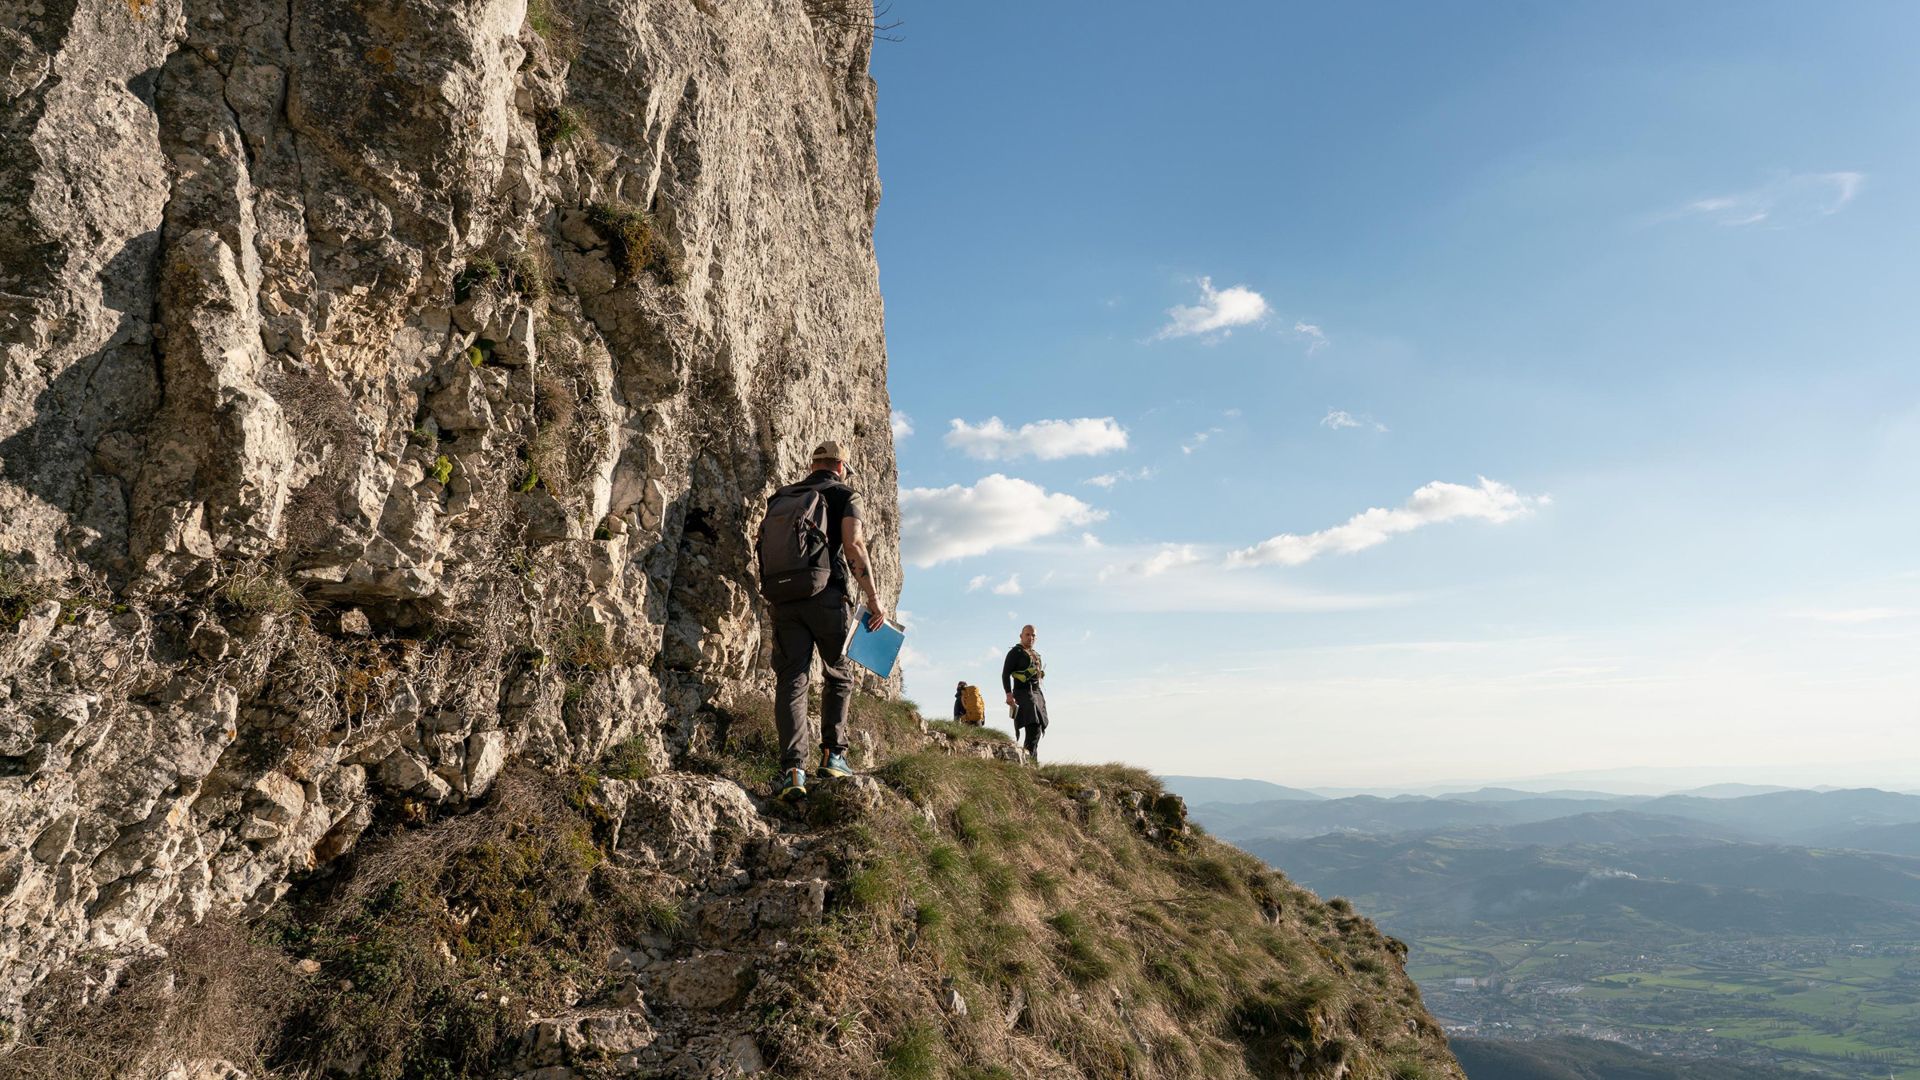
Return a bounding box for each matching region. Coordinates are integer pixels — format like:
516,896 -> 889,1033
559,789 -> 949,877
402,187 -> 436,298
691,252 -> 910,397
953,681 -> 968,721
767,440 -> 887,802
1001,624 -> 1046,761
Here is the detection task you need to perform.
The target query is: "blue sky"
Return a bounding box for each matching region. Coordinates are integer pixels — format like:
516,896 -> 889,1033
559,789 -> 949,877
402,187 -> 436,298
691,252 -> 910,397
867,1 -> 1920,788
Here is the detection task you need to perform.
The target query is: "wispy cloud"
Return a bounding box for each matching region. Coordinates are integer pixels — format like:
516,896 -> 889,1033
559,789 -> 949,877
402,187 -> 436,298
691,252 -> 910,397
945,417 -> 1129,461
890,410 -> 914,439
1228,477 -> 1547,567
1791,607 -> 1915,624
1101,543 -> 1205,581
1181,427 -> 1223,455
1321,408 -> 1388,432
900,474 -> 1107,567
1157,277 -> 1271,340
1681,171 -> 1864,227
967,572 -> 1024,595
1085,466 -> 1155,489
1294,321 -> 1328,354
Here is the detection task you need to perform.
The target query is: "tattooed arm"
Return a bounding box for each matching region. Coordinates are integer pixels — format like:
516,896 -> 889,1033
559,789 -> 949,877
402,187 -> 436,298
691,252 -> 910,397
841,517 -> 887,631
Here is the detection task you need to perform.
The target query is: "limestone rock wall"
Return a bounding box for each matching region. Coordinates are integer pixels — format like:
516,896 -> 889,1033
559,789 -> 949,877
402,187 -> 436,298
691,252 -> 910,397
0,0 -> 898,1014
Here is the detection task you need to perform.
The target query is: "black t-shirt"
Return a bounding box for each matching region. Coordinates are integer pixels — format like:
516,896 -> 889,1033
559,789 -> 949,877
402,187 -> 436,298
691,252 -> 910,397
802,469 -> 862,593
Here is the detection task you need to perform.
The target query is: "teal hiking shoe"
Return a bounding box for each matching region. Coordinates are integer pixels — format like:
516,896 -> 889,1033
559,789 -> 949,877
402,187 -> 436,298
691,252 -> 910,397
817,751 -> 853,779
778,768 -> 807,802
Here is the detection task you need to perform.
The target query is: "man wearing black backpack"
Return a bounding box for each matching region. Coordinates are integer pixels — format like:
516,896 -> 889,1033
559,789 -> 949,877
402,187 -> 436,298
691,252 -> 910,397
757,440 -> 888,802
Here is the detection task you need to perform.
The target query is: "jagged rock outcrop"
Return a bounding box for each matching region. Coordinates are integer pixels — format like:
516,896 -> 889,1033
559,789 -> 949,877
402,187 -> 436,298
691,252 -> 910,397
1,0 -> 899,1016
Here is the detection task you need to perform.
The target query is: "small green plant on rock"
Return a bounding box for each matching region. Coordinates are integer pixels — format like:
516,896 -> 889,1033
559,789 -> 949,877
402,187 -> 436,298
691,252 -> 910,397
505,249 -> 551,300
526,0 -> 578,58
534,105 -> 587,151
585,201 -> 680,285
453,259 -> 501,303
430,455 -> 453,485
0,555 -> 46,626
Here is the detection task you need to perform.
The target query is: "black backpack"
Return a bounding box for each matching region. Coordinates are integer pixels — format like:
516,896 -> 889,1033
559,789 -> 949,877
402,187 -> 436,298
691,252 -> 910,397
757,480 -> 834,602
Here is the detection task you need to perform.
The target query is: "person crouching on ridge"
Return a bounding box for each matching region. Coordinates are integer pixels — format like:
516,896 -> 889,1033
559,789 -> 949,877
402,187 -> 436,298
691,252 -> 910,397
1002,624 -> 1046,762
759,440 -> 887,803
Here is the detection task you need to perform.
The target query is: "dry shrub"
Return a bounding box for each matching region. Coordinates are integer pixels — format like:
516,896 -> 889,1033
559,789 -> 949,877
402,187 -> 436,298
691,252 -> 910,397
0,921 -> 294,1080
269,769 -> 675,1079
219,561 -> 305,616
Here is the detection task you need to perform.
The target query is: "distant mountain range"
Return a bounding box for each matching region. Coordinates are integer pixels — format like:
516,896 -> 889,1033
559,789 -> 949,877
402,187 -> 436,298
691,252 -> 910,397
1159,775 -> 1323,804
1188,785 -> 1920,850
1246,828 -> 1920,937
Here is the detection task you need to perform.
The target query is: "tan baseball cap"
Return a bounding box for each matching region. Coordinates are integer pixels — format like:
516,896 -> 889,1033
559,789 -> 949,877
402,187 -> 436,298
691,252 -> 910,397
811,440 -> 848,468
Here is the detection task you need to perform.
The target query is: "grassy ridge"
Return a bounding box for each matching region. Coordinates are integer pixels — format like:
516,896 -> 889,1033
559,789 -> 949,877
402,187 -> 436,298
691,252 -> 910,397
753,737 -> 1458,1078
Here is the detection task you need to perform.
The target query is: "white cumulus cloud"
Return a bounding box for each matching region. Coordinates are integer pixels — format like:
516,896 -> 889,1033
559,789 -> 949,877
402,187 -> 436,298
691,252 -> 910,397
992,573 -> 1023,596
891,410 -> 914,439
945,417 -> 1129,461
1157,277 -> 1271,340
900,474 -> 1108,567
1228,477 -> 1546,567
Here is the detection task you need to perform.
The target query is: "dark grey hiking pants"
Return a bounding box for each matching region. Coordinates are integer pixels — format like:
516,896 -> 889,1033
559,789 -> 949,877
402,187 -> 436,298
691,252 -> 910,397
1015,686 -> 1046,759
771,586 -> 854,771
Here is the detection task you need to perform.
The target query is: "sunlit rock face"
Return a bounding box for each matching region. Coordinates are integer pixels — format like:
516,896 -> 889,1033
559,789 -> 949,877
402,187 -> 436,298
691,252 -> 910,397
0,0 -> 898,1014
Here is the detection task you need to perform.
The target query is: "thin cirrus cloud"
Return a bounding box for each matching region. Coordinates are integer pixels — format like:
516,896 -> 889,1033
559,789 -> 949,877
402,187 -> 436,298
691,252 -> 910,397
1682,171 -> 1864,227
1321,408 -> 1387,432
944,416 -> 1128,461
1099,543 -> 1204,581
1156,277 -> 1271,339
900,474 -> 1107,567
1294,321 -> 1328,354
1085,466 -> 1155,489
1790,607 -> 1915,624
1227,477 -> 1547,567
1181,427 -> 1223,455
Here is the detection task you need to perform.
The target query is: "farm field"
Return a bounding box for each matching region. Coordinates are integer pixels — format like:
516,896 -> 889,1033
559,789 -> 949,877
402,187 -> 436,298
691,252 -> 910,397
1411,933 -> 1920,1077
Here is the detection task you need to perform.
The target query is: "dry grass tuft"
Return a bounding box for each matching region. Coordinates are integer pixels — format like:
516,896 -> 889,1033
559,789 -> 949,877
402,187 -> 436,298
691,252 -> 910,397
585,201 -> 681,285
219,561 -> 306,616
268,769 -> 673,1079
0,921 -> 294,1080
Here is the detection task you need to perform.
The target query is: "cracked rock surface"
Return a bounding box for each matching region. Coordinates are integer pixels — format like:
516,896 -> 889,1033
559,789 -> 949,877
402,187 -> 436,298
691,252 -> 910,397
0,0 -> 897,1017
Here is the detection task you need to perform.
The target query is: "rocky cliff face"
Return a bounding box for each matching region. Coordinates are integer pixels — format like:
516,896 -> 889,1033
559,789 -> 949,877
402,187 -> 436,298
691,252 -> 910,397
1,0 -> 899,1016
